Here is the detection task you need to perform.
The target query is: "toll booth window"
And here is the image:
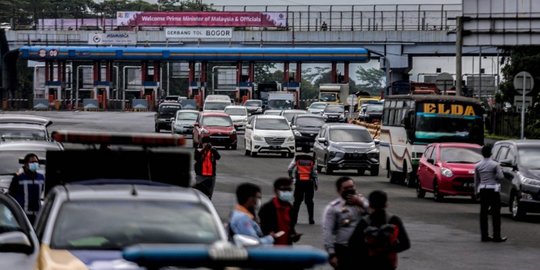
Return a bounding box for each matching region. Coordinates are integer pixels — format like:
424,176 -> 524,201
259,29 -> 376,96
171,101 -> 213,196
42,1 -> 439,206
51,201 -> 221,249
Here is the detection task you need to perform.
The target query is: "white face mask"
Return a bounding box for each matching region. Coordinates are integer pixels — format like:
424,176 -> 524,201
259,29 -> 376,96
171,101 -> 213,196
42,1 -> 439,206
278,191 -> 294,203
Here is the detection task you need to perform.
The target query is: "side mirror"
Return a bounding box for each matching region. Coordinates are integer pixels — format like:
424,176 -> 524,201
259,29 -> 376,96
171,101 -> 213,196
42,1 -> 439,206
0,231 -> 33,255
170,117 -> 175,122
374,139 -> 380,145
500,159 -> 515,168
245,124 -> 252,129
232,234 -> 260,247
427,158 -> 435,165
317,137 -> 327,145
194,123 -> 200,127
291,125 -> 297,129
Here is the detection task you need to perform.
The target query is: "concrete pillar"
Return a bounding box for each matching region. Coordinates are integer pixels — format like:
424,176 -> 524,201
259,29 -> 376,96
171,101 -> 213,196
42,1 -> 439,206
93,61 -> 101,82
283,62 -> 290,83
200,62 -> 207,84
248,62 -> 255,82
236,62 -> 243,84
343,62 -> 350,83
295,62 -> 302,82
106,61 -> 113,82
44,61 -> 50,82
153,61 -> 160,82
188,61 -> 195,83
48,61 -> 54,81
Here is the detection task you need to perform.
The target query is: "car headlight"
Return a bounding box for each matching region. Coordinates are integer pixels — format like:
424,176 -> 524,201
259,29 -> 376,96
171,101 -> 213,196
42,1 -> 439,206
293,130 -> 302,137
519,174 -> 540,186
286,136 -> 295,142
441,167 -> 453,178
200,128 -> 209,134
253,134 -> 264,141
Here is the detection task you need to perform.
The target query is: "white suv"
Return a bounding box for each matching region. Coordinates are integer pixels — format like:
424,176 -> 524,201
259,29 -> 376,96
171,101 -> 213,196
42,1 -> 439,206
244,115 -> 295,157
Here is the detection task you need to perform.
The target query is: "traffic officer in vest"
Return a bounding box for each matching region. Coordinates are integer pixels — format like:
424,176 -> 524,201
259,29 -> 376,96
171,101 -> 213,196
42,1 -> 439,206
8,153 -> 45,223
194,137 -> 221,199
288,147 -> 318,225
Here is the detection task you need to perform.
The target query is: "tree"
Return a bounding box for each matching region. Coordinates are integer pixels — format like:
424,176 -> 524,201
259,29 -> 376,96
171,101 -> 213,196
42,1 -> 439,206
355,66 -> 385,95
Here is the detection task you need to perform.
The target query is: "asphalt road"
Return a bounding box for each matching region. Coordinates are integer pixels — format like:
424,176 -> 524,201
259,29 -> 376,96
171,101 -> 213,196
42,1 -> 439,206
6,111 -> 540,270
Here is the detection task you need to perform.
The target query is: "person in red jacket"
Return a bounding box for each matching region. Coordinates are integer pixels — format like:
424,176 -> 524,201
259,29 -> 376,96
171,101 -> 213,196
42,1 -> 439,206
193,137 -> 221,199
258,177 -> 302,245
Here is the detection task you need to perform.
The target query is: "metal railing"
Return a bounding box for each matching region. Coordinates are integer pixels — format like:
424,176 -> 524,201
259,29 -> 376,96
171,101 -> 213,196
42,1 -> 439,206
7,4 -> 461,32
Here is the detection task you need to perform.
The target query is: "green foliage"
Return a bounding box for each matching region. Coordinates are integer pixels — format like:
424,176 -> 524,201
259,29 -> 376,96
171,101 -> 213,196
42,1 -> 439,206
355,66 -> 385,95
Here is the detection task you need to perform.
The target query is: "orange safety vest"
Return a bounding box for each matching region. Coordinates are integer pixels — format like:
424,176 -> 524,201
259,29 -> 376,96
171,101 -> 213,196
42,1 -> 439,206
296,159 -> 314,181
201,151 -> 214,176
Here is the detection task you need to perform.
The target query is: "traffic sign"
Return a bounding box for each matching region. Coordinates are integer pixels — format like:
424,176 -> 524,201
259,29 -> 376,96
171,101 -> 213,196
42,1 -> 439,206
435,73 -> 454,94
513,71 -> 534,95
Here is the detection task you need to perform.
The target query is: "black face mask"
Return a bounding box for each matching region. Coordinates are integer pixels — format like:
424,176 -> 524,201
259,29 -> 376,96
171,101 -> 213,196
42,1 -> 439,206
341,189 -> 356,200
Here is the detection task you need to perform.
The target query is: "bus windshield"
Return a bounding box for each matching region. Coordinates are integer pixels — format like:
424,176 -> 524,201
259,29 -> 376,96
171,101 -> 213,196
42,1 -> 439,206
414,102 -> 483,144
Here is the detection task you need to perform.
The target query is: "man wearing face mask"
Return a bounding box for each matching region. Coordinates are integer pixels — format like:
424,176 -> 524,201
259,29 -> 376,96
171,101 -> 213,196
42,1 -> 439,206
288,149 -> 318,225
322,177 -> 369,270
259,177 -> 302,246
229,183 -> 278,245
9,153 -> 45,223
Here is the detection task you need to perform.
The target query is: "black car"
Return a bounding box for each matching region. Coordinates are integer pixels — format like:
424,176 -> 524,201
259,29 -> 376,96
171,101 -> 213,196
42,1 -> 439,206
155,102 -> 182,132
243,99 -> 264,115
291,114 -> 325,150
322,104 -> 346,123
492,140 -> 540,220
313,123 -> 379,176
358,104 -> 383,123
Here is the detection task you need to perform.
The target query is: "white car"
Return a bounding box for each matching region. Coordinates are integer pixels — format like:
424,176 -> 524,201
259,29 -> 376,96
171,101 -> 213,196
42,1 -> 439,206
307,102 -> 328,115
224,105 -> 248,130
281,109 -> 308,123
244,115 -> 295,158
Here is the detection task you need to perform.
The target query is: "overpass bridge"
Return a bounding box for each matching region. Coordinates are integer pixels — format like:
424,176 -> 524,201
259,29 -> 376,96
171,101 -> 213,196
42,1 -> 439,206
4,3 -> 499,82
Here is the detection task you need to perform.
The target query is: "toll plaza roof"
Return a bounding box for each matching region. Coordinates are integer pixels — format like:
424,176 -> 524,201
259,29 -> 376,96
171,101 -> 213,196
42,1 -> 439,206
19,46 -> 370,63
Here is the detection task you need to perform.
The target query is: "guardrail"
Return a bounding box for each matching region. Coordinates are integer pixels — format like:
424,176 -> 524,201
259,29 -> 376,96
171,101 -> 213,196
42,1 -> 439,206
8,4 -> 460,33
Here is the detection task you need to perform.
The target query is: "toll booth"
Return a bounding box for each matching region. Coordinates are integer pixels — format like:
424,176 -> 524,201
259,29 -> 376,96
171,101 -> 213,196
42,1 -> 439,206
188,82 -> 205,109
237,82 -> 254,104
93,82 -> 111,110
142,82 -> 160,111
45,82 -> 63,110
282,82 -> 301,109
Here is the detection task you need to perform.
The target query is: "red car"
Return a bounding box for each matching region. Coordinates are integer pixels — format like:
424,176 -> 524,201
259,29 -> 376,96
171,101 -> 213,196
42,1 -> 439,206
416,143 -> 482,201
192,112 -> 237,149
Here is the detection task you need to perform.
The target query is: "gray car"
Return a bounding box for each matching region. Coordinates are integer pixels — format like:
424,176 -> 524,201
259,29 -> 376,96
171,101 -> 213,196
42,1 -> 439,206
171,110 -> 199,135
313,124 -> 379,176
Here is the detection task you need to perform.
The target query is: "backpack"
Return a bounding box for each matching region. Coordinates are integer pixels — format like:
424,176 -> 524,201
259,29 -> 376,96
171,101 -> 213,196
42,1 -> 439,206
362,214 -> 399,268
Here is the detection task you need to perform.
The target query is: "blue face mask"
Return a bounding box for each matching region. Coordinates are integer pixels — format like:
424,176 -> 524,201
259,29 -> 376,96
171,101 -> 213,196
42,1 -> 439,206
28,162 -> 39,172
278,191 -> 294,203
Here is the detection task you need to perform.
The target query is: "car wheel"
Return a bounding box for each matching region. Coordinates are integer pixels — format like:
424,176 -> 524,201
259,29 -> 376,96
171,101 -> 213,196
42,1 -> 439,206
251,151 -> 258,157
370,167 -> 379,176
357,169 -> 365,176
416,183 -> 426,199
510,192 -> 526,220
433,179 -> 444,202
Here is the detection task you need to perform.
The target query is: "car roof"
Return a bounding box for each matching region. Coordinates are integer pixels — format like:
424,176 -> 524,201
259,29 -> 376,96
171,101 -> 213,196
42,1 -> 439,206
225,105 -> 247,110
0,115 -> 52,126
0,123 -> 47,130
324,123 -> 367,130
159,102 -> 181,107
282,109 -> 307,113
255,115 -> 287,120
201,112 -> 230,117
245,99 -> 262,102
177,110 -> 199,114
60,182 -> 205,202
495,140 -> 540,146
295,114 -> 323,119
0,140 -> 63,151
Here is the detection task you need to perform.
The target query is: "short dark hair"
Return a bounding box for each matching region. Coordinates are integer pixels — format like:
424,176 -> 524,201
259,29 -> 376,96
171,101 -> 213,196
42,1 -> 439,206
369,190 -> 388,209
24,153 -> 39,164
335,176 -> 353,191
481,144 -> 492,158
236,183 -> 261,205
273,177 -> 293,190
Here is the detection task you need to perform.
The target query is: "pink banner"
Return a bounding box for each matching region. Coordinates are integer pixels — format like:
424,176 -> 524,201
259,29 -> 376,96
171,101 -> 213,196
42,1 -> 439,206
117,11 -> 287,27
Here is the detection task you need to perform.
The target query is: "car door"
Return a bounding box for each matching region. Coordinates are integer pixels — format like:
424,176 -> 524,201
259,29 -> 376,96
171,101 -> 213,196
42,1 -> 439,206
423,145 -> 438,191
244,116 -> 255,150
417,145 -> 434,189
313,127 -> 327,164
498,145 -> 515,203
0,193 -> 39,270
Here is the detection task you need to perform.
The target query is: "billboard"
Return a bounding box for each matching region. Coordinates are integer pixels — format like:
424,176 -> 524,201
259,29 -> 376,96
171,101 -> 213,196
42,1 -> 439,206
117,11 -> 287,27
88,32 -> 137,45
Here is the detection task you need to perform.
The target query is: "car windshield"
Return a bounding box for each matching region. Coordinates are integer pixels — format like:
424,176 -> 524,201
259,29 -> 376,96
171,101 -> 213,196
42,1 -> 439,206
518,146 -> 540,169
283,111 -> 306,122
255,118 -> 290,130
320,93 -> 337,102
51,200 -> 220,250
324,106 -> 344,113
366,105 -> 383,112
205,102 -> 228,111
244,100 -> 262,107
225,108 -> 247,116
159,105 -> 181,117
330,128 -> 372,143
296,117 -> 325,127
310,103 -> 327,109
176,112 -> 198,121
0,128 -> 47,141
440,147 -> 482,164
203,116 -> 232,127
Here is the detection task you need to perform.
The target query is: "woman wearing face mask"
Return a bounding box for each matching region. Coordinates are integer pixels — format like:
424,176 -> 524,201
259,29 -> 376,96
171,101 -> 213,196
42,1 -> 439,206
259,178 -> 302,246
229,183 -> 279,245
9,153 -> 45,224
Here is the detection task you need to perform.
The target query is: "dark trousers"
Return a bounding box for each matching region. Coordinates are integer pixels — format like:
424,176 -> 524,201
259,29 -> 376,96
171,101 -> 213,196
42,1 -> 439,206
334,243 -> 353,270
293,181 -> 315,223
480,189 -> 502,239
194,175 -> 216,199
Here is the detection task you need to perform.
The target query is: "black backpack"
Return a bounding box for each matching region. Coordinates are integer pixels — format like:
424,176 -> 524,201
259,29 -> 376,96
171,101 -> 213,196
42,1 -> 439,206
362,214 -> 399,267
